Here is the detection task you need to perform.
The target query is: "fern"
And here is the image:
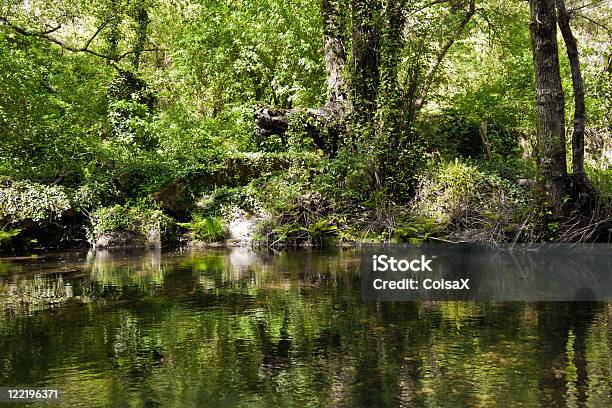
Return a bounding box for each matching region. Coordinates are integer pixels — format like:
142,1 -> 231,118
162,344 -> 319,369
179,216 -> 228,242
0,228 -> 21,245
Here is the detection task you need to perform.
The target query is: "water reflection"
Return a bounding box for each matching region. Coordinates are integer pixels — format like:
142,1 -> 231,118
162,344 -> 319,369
0,248 -> 610,407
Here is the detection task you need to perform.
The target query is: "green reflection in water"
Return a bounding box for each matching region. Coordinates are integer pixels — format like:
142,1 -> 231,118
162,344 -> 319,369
0,248 -> 610,407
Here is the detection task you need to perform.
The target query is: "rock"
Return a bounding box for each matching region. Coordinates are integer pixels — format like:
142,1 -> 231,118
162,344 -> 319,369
92,227 -> 161,249
182,207 -> 267,248
151,179 -> 193,220
227,208 -> 266,246
89,205 -> 177,249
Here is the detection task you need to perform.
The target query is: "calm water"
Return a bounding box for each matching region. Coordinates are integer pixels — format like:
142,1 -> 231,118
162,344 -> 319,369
0,248 -> 610,407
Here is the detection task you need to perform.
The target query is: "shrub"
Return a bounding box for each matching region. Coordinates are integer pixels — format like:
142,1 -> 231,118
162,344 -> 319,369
72,180 -> 119,212
196,184 -> 263,215
417,109 -> 520,159
393,216 -> 440,244
0,181 -> 71,223
586,165 -> 612,199
88,204 -> 176,247
408,159 -> 530,243
255,216 -> 338,248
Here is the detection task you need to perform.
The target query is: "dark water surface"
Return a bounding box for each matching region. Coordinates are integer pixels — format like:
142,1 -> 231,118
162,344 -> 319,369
0,248 -> 610,407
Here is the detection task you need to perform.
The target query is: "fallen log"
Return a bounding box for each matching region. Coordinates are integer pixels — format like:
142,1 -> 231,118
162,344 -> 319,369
254,103 -> 346,154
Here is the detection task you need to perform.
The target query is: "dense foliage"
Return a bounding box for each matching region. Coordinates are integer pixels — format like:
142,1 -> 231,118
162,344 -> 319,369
0,0 -> 610,248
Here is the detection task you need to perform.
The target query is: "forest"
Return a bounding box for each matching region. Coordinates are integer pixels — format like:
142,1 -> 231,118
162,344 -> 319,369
0,0 -> 611,250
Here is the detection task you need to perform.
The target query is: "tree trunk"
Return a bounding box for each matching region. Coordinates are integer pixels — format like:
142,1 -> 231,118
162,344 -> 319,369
254,0 -> 348,151
322,0 -> 348,108
351,0 -> 380,117
529,0 -> 569,215
554,0 -> 597,207
554,0 -> 585,175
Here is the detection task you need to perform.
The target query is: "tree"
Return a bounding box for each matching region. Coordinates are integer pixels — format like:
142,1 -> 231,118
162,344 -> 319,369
529,0 -> 597,216
322,0 -> 348,108
255,0 -> 477,159
555,0 -> 585,176
254,0 -> 348,152
529,0 -> 569,215
554,0 -> 598,206
351,0 -> 380,118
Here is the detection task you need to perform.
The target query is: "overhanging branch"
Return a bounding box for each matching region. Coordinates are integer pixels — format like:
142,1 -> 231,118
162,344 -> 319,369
0,16 -> 164,63
575,13 -> 611,35
414,0 -> 476,110
406,0 -> 451,18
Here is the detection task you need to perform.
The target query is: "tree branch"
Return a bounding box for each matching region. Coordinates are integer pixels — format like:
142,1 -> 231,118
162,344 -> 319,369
406,0 -> 450,17
575,13 -> 612,35
41,24 -> 62,35
414,0 -> 476,110
0,16 -> 116,60
84,19 -> 109,50
0,16 -> 164,63
475,8 -> 504,48
117,47 -> 165,60
568,0 -> 606,13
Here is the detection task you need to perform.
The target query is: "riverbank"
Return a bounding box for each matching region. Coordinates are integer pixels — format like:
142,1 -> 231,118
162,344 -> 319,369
2,156 -> 612,254
0,161 -> 612,253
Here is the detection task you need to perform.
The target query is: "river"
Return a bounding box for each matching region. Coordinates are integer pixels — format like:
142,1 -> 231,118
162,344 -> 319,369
0,248 -> 610,407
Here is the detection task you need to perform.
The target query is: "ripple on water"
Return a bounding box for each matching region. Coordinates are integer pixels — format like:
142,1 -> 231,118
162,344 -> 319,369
0,250 -> 611,408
